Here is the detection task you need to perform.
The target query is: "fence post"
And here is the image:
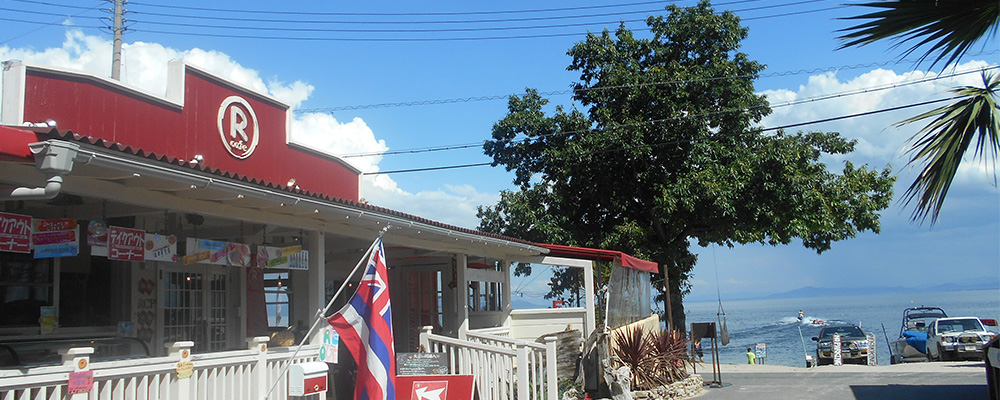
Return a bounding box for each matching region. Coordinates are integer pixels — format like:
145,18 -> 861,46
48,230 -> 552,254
544,336 -> 558,400
248,336 -> 270,400
832,334 -> 842,366
166,341 -> 195,400
61,347 -> 93,400
516,343 -> 529,400
866,333 -> 877,366
420,326 -> 433,352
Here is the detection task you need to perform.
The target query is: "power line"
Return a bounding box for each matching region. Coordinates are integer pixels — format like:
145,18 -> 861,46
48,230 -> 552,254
124,0 -> 823,27
0,2 -> 106,45
338,65 -> 995,159
122,0 -> 695,17
364,96 -> 954,175
305,49 -> 998,114
123,6 -> 839,42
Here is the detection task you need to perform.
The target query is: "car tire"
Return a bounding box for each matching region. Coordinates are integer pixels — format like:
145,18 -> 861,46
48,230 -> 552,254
926,348 -> 935,362
937,344 -> 949,361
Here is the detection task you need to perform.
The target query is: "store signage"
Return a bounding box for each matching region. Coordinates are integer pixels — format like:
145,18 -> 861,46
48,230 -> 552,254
395,375 -> 474,400
33,218 -> 79,258
397,353 -> 448,376
217,96 -> 260,160
108,226 -> 146,262
144,233 -> 178,262
67,371 -> 93,394
257,245 -> 307,269
0,211 -> 32,253
317,321 -> 339,364
187,238 -> 250,267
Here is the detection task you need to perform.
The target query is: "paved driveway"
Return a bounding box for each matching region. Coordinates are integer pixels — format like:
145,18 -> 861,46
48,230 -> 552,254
692,361 -> 986,400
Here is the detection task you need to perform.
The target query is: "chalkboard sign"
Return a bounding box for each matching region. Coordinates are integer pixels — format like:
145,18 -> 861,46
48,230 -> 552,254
397,353 -> 449,376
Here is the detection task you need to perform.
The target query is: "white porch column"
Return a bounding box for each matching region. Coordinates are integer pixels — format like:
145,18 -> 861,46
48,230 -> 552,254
456,253 -> 469,339
584,260 -> 596,335
501,259 -> 513,329
307,230 -> 325,317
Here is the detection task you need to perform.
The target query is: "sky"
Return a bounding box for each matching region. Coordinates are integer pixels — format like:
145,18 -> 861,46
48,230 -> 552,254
1,0 -> 997,305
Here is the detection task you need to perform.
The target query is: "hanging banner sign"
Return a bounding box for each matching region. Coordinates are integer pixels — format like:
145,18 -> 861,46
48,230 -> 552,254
256,245 -> 308,270
33,218 -> 79,258
144,233 -> 178,262
87,220 -> 109,246
0,212 -> 32,253
108,226 -> 146,262
187,238 -> 250,267
317,321 -> 340,364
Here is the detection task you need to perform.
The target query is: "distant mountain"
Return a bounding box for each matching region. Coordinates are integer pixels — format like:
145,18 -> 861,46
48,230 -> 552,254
761,279 -> 999,300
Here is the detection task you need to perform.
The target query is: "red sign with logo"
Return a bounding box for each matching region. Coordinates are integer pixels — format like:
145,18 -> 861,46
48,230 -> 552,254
396,376 -> 474,400
0,212 -> 32,253
108,226 -> 146,262
16,62 -> 360,201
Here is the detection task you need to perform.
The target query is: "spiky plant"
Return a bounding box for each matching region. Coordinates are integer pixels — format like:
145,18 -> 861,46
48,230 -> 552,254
650,330 -> 692,383
610,326 -> 660,389
610,327 -> 691,389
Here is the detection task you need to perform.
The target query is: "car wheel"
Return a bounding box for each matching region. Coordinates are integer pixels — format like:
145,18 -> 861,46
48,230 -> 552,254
926,348 -> 935,362
937,344 -> 949,362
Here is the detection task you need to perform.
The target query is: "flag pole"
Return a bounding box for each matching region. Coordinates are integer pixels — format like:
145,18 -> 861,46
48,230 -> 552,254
263,225 -> 390,400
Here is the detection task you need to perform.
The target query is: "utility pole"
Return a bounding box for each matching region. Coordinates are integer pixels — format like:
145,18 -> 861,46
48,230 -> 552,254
111,0 -> 125,80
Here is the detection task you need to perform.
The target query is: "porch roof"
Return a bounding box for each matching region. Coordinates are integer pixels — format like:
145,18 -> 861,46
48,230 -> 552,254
0,125 -> 548,258
537,243 -> 658,273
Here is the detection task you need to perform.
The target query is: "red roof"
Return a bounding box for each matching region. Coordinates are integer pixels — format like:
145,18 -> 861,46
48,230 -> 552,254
538,243 -> 658,273
0,125 -> 42,161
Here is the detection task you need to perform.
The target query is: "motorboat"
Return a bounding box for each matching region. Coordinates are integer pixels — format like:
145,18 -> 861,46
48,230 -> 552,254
889,306 -> 947,364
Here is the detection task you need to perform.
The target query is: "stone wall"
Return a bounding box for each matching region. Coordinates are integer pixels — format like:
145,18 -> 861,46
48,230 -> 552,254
632,375 -> 704,400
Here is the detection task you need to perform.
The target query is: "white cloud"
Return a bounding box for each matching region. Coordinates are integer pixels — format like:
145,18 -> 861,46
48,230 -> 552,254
761,60 -> 999,191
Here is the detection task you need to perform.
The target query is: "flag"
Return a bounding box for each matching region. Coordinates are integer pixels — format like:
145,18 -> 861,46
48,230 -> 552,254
328,238 -> 395,400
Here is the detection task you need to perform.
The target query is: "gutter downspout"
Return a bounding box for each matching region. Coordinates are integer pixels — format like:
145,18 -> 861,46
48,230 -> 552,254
2,140 -> 81,200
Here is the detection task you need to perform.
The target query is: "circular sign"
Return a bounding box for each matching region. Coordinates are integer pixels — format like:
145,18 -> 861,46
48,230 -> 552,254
217,96 -> 260,159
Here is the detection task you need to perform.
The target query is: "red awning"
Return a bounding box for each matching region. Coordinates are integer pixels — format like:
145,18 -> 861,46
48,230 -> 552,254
538,243 -> 658,273
0,125 -> 42,162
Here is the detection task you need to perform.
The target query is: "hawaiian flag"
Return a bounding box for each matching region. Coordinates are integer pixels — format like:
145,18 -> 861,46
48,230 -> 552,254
328,238 -> 396,400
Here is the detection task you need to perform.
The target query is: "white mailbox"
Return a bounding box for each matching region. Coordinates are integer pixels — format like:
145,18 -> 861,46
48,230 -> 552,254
288,362 -> 329,397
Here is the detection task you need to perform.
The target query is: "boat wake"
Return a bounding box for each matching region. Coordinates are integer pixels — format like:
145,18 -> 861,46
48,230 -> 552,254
780,316 -> 827,326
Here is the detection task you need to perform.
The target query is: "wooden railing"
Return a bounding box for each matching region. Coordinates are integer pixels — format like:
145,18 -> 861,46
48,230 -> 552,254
421,327 -> 557,400
0,337 -> 318,400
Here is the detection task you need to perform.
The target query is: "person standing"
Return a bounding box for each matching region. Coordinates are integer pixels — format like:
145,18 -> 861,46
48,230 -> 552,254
746,348 -> 756,365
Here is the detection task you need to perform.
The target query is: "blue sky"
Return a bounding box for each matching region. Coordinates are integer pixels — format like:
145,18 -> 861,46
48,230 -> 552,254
1,0 -> 997,304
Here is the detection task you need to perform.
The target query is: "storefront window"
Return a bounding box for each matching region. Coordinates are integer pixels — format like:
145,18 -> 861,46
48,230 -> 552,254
0,253 -> 52,327
59,243 -> 130,327
468,281 -> 503,312
264,272 -> 290,328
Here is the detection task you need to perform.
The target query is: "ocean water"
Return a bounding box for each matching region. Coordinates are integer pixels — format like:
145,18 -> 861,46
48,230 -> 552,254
682,289 -> 1000,367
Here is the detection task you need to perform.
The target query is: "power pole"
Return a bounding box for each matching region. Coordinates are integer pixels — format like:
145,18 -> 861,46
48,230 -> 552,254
111,0 -> 125,80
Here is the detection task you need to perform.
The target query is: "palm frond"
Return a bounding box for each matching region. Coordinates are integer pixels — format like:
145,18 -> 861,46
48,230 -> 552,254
897,72 -> 1000,223
838,0 -> 1000,68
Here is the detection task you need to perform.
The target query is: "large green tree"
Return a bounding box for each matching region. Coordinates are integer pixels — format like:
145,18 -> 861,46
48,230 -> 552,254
838,0 -> 1000,223
478,1 -> 895,331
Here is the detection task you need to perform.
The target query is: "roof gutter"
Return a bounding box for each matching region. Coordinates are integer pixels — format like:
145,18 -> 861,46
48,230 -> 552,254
1,140 -> 81,201
52,140 -> 546,255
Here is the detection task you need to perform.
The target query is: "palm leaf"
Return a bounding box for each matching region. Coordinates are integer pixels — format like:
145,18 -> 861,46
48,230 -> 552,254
838,0 -> 1000,68
897,72 -> 1000,223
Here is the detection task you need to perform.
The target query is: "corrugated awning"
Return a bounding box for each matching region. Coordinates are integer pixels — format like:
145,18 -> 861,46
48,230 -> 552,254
537,243 -> 658,273
0,125 -> 42,161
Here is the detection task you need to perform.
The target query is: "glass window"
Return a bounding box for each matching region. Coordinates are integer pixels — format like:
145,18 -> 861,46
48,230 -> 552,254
0,253 -> 52,327
264,272 -> 290,328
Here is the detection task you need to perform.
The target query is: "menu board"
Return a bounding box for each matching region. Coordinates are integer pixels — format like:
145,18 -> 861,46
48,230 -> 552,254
396,353 -> 449,376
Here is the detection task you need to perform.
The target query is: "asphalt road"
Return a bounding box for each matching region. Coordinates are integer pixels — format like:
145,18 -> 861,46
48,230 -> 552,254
692,361 -> 988,400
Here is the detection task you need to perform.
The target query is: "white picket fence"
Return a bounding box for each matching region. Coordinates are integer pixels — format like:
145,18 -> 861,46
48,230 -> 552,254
420,327 -> 558,400
0,337 -> 318,400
